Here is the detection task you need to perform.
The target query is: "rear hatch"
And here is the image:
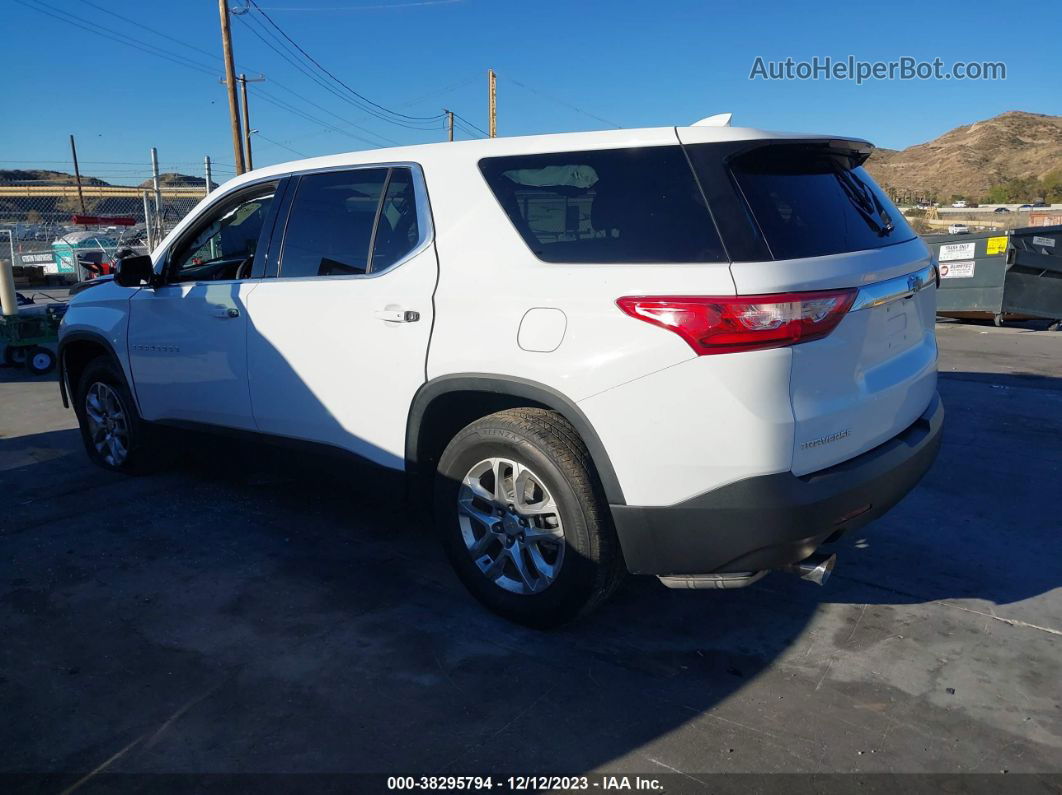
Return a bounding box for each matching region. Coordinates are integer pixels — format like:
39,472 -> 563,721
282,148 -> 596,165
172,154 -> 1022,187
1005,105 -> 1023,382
683,136 -> 938,475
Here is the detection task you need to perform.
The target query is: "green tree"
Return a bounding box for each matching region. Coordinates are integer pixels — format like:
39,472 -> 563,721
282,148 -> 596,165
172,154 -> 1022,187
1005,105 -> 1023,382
1041,169 -> 1062,203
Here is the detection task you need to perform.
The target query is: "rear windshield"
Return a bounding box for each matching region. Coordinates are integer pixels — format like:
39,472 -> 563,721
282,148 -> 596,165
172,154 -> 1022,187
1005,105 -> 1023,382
478,147 -> 725,263
727,144 -> 915,260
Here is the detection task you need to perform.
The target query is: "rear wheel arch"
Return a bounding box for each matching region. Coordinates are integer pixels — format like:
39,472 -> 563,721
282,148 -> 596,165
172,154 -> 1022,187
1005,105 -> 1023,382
406,374 -> 626,506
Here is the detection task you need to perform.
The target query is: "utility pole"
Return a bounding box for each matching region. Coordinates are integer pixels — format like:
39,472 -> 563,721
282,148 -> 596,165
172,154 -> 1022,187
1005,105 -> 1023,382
488,69 -> 497,138
150,147 -> 162,243
204,155 -> 213,194
69,134 -> 87,216
219,0 -> 245,174
445,109 -> 454,142
238,73 -> 266,170
142,191 -> 154,251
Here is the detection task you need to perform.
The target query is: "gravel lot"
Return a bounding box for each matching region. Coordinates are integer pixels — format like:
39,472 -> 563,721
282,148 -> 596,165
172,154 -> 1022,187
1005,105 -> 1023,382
1,319 -> 1060,785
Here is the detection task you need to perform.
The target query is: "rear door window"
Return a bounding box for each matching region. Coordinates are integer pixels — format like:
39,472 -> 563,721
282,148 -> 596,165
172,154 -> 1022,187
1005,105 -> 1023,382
279,169 -> 388,278
479,147 -> 725,263
724,143 -> 915,260
371,168 -> 421,272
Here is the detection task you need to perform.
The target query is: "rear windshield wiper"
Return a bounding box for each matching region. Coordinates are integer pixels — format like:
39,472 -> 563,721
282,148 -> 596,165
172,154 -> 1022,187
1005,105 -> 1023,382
834,169 -> 894,237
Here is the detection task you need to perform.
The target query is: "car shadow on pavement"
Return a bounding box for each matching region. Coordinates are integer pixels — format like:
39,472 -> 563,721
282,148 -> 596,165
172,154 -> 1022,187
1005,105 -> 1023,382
1,368 -> 1060,778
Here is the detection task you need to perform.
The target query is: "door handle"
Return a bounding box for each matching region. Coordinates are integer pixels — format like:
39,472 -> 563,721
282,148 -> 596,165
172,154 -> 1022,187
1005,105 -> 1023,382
375,308 -> 420,323
212,307 -> 240,319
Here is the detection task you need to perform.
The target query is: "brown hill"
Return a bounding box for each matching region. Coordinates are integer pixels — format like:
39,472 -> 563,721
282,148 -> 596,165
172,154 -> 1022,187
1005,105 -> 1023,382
864,111 -> 1062,200
137,172 -> 214,189
0,169 -> 109,187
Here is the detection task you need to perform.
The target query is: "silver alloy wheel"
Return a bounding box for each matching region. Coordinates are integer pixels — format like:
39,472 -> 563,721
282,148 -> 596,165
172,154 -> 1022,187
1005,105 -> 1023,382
84,382 -> 130,467
457,457 -> 566,595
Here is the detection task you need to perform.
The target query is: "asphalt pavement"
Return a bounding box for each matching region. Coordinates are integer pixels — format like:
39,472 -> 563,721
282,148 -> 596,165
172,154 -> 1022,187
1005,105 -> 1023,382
1,319 -> 1060,786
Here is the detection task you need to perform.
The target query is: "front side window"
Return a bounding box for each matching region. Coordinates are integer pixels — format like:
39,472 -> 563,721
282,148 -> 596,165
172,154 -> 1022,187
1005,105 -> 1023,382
478,147 -> 725,264
169,184 -> 277,282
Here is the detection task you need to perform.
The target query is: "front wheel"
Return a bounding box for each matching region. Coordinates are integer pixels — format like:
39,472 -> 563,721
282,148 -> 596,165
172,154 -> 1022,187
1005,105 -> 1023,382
434,408 -> 624,628
73,356 -> 167,474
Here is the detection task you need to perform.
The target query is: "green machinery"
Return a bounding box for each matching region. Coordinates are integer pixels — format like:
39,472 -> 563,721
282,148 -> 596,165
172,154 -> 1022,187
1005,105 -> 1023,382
0,304 -> 64,375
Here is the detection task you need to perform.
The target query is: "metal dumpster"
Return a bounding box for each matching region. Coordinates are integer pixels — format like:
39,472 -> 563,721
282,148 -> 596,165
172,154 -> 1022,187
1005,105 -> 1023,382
1002,225 -> 1062,325
926,226 -> 1062,326
925,230 -> 1011,323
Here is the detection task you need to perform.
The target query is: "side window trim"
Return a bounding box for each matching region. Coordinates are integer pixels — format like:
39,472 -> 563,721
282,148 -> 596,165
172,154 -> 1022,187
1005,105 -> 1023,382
263,174 -> 300,279
365,167 -> 393,274
271,161 -> 433,282
161,179 -> 282,284
252,176 -> 291,279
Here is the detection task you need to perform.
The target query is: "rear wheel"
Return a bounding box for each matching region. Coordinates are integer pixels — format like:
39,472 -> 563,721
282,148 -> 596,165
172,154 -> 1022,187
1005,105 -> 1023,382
73,356 -> 167,474
434,408 -> 624,628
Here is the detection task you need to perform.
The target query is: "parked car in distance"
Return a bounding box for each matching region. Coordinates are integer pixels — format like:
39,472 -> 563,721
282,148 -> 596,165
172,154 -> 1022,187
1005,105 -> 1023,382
994,207 -> 1011,213
1033,201 -> 1048,208
951,200 -> 967,208
948,224 -> 970,234
1018,204 -> 1034,211
57,123 -> 943,627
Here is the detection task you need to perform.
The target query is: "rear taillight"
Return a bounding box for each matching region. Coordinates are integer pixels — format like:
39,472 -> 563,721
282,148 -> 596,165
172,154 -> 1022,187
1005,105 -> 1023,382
616,289 -> 858,355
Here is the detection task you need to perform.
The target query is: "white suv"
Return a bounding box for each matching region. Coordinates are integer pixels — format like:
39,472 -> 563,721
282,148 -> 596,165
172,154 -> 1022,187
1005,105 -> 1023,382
58,124 -> 943,627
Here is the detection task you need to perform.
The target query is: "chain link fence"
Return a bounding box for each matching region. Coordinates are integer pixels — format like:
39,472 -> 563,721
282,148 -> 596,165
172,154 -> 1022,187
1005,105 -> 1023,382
0,158 -> 233,284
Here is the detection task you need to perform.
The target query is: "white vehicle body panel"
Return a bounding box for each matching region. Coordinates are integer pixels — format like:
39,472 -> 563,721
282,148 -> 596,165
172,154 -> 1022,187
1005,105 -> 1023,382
577,350 -> 795,506
128,281 -> 257,429
245,245 -> 437,469
60,122 -> 938,516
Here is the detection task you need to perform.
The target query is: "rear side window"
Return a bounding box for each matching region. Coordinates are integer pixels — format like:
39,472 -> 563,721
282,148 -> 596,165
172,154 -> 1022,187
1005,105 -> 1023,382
479,147 -> 725,263
280,169 -> 387,278
371,168 -> 421,272
726,144 -> 915,260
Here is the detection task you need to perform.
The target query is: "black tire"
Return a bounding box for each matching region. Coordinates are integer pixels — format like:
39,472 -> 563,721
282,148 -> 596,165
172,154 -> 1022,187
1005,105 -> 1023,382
73,355 -> 167,474
26,346 -> 56,375
4,345 -> 27,367
434,408 -> 624,628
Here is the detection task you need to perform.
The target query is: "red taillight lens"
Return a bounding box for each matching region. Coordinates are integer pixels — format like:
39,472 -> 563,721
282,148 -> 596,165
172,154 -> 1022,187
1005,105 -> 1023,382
616,289 -> 858,355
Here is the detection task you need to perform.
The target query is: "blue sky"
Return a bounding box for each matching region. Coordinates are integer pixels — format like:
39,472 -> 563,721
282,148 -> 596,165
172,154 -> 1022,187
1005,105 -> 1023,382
3,0 -> 1059,184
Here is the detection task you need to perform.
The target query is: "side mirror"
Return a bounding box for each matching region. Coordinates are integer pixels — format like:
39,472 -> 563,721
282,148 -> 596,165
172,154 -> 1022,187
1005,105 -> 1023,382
113,254 -> 155,288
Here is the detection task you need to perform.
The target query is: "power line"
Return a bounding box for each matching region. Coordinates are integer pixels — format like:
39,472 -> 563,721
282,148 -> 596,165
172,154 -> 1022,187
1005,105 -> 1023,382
76,0 -> 222,63
502,74 -> 623,129
235,13 -> 406,141
246,0 -> 447,123
16,0 -> 218,77
452,111 -> 488,138
251,132 -> 309,158
255,0 -> 461,10
72,0 -> 400,148
253,89 -> 412,149
238,9 -> 444,131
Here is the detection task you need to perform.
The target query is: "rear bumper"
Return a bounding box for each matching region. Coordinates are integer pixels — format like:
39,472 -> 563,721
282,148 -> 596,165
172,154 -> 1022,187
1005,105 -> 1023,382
610,391 -> 943,576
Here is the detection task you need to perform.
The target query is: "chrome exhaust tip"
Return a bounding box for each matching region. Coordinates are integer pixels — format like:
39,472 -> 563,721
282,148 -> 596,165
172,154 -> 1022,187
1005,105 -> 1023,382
788,552 -> 836,586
